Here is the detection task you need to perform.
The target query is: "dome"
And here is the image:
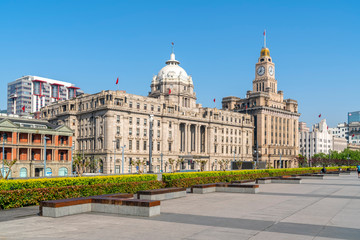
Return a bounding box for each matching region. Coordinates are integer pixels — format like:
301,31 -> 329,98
260,47 -> 270,57
155,53 -> 192,84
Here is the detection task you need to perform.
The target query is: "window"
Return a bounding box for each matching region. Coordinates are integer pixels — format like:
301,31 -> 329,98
169,131 -> 172,138
129,117 -> 133,124
129,128 -> 132,135
59,167 -> 68,176
157,142 -> 160,151
136,140 -> 140,150
129,101 -> 133,108
117,115 -> 120,123
136,118 -> 140,125
144,129 -> 147,137
144,104 -> 147,110
20,167 -> 27,178
129,140 -> 132,150
137,103 -> 140,109
169,121 -> 172,128
151,105 -> 154,111
157,130 -> 160,138
136,128 -> 140,136
158,120 -> 160,127
168,142 -> 172,152
158,106 -> 161,112
144,119 -> 147,126
143,141 -> 147,151
117,126 -> 120,135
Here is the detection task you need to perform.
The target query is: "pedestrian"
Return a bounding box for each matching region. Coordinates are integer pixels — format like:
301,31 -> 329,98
357,164 -> 360,178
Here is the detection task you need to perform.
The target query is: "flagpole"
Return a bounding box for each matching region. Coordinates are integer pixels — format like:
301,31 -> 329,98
264,29 -> 266,48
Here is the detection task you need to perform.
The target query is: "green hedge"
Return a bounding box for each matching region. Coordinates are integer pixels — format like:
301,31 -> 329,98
0,174 -> 157,191
0,180 -> 165,209
163,168 -> 322,187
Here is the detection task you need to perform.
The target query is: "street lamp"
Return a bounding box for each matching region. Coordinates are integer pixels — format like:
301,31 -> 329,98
148,114 -> 154,173
160,152 -> 163,173
120,145 -> 126,174
2,133 -> 6,178
112,140 -> 117,174
254,144 -> 260,169
44,136 -> 49,177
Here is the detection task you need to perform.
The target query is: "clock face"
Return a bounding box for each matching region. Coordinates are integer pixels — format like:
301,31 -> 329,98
268,66 -> 274,76
257,66 -> 265,76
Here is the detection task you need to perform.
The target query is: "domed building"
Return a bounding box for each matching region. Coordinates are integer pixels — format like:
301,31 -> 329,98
41,50 -> 254,175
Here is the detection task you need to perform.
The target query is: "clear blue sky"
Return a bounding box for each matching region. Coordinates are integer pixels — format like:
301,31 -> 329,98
0,0 -> 359,127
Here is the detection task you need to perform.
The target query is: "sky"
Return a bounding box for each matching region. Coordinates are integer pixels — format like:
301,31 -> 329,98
0,0 -> 359,127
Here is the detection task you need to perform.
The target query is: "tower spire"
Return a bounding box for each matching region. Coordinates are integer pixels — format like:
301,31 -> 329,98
263,29 -> 266,48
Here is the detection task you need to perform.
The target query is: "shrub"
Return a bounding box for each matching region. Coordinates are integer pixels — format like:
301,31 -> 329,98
163,168 -> 324,187
0,174 -> 157,191
0,180 -> 165,210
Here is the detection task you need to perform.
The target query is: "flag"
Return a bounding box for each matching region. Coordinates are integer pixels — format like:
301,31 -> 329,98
22,106 -> 25,112
116,77 -> 119,85
352,134 -> 355,137
327,126 -> 328,130
213,98 -> 216,103
171,42 -> 174,46
263,30 -> 266,36
168,88 -> 171,94
318,114 -> 321,118
245,105 -> 248,110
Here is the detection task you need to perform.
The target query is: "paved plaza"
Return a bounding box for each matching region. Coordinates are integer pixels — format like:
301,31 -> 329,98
1,173 -> 360,240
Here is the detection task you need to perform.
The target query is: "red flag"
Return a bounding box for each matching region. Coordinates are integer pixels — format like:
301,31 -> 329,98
352,134 -> 355,137
171,42 -> 174,46
213,98 -> 216,103
168,88 -> 171,94
327,126 -> 328,130
245,105 -> 248,110
318,114 -> 321,118
22,106 -> 25,112
263,30 -> 265,36
116,77 -> 119,85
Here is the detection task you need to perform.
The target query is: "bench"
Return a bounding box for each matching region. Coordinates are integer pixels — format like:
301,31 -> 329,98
137,187 -> 186,201
40,193 -> 160,218
256,176 -> 302,184
231,179 -> 256,184
293,174 -> 324,180
191,182 -> 259,194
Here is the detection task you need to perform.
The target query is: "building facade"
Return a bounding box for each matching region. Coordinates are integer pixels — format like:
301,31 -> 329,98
0,114 -> 73,178
348,111 -> 360,124
222,45 -> 300,168
348,121 -> 360,145
299,120 -> 332,159
7,75 -> 83,117
329,122 -> 349,141
41,52 -> 254,174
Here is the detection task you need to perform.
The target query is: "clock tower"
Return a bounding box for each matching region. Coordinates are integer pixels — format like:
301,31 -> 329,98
253,47 -> 277,93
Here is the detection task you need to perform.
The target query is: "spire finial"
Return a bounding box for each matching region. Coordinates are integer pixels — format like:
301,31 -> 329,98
171,42 -> 174,53
263,30 -> 266,48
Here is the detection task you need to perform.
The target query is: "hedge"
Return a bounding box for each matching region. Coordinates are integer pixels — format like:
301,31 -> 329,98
0,174 -> 157,191
162,167 -> 349,187
0,180 -> 165,210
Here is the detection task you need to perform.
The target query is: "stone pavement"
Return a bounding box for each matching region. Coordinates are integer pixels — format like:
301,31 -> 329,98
0,173 -> 360,240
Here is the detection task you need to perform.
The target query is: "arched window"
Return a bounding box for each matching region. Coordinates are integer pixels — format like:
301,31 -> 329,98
46,167 -> 52,176
59,167 -> 68,176
20,167 -> 27,178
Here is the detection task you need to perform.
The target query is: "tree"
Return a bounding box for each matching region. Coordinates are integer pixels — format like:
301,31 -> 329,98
134,159 -> 146,174
176,158 -> 185,171
195,159 -> 208,171
73,154 -> 90,177
0,158 -> 17,180
218,159 -> 230,171
168,158 -> 175,173
296,154 -> 307,167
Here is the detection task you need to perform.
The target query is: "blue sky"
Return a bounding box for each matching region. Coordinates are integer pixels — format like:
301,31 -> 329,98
0,0 -> 359,127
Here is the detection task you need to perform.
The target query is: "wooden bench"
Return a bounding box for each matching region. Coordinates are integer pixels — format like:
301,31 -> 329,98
231,179 -> 256,184
191,182 -> 259,194
256,176 -> 302,184
256,177 -> 279,184
293,174 -> 324,179
137,187 -> 186,201
40,193 -> 160,218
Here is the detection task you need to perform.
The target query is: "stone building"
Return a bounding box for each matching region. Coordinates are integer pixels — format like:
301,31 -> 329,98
0,114 -> 73,178
222,44 -> 300,168
41,52 -> 254,174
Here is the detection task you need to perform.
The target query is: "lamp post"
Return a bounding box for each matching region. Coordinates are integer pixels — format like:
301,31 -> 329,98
112,140 -> 117,174
44,136 -> 49,177
71,141 -> 74,176
120,145 -> 126,174
148,115 -> 154,173
160,152 -> 163,173
2,133 -> 5,178
254,144 -> 260,169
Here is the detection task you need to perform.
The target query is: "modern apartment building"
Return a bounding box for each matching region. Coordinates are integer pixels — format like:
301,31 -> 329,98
0,114 -> 73,178
7,75 -> 83,117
